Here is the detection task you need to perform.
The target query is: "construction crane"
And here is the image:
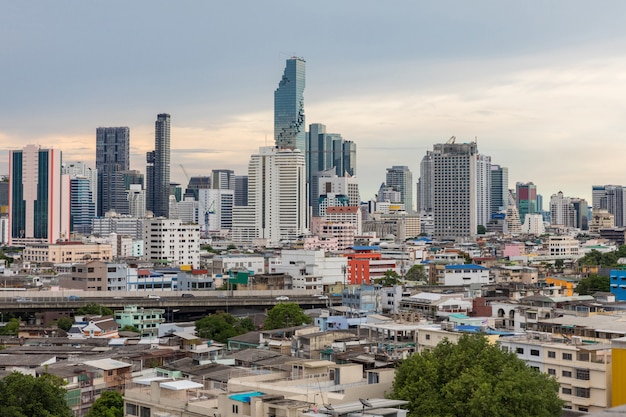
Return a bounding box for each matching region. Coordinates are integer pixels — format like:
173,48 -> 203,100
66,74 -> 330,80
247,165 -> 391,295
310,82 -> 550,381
179,164 -> 190,184
446,136 -> 456,144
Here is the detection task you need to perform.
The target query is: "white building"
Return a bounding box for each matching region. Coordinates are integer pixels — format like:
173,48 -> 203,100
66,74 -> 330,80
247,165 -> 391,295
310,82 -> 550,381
176,197 -> 199,224
432,140 -> 477,241
232,147 -> 307,246
548,235 -> 581,258
443,264 -> 490,286
476,153 -> 492,227
127,184 -> 146,218
269,249 -> 347,287
522,213 -> 546,235
92,213 -> 144,239
317,174 -> 361,211
143,218 -> 200,268
198,189 -> 234,232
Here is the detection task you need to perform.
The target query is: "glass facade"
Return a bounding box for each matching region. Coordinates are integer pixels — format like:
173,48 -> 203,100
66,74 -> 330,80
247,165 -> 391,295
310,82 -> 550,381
146,114 -> 171,217
96,127 -> 130,216
274,57 -> 306,151
70,177 -> 96,235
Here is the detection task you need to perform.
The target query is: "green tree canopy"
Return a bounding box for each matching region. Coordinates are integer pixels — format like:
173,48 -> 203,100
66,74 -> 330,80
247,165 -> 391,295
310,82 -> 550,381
0,372 -> 72,417
477,225 -> 487,235
76,303 -> 113,316
85,390 -> 123,417
391,334 -> 563,417
0,318 -> 20,336
575,274 -> 610,295
56,317 -> 74,332
264,302 -> 312,330
374,270 -> 402,286
120,325 -> 140,333
405,264 -> 427,282
195,312 -> 255,343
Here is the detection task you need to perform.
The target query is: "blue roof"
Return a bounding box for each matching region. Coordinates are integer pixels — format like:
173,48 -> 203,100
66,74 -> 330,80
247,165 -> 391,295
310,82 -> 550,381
351,246 -> 380,251
445,264 -> 488,270
229,392 -> 264,403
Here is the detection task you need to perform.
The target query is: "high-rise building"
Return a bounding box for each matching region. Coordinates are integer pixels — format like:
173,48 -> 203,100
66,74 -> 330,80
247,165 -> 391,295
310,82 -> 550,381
146,114 -> 171,218
550,192 -> 577,228
307,123 -> 357,215
127,184 -> 146,218
198,189 -> 234,232
232,147 -> 307,246
516,182 -> 538,224
183,176 -> 211,201
70,177 -> 96,235
211,169 -> 235,190
234,175 -> 248,207
417,151 -> 434,214
96,127 -> 130,216
432,139 -> 478,241
490,164 -> 509,215
274,57 -> 306,151
475,155 -> 491,227
9,145 -> 70,244
386,166 -> 413,213
592,185 -> 626,227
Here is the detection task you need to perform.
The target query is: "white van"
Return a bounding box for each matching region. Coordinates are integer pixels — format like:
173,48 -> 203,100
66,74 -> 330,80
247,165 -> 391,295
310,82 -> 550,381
147,294 -> 161,299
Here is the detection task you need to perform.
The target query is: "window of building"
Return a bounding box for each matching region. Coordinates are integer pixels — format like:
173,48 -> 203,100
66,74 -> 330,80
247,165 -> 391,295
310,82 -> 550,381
548,351 -> 556,358
562,353 -> 573,361
562,388 -> 572,395
576,369 -> 590,380
575,387 -> 590,398
516,347 -> 524,354
562,370 -> 572,378
579,407 -> 589,412
425,334 -> 430,340
530,349 -> 540,356
548,368 -> 556,375
140,406 -> 151,417
126,404 -> 138,416
232,404 -> 239,414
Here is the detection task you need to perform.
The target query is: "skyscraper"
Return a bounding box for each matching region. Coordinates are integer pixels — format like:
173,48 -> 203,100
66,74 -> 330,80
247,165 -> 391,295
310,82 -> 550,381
274,57 -> 306,151
476,154 -> 492,227
211,169 -> 235,190
592,185 -> 626,226
232,147 -> 307,246
69,177 -> 95,235
96,127 -> 129,216
307,123 -> 357,215
9,145 -> 70,244
417,151 -> 434,214
146,114 -> 171,217
516,182 -> 538,224
490,164 -> 509,215
234,175 -> 248,207
432,139 -> 478,241
386,166 -> 413,212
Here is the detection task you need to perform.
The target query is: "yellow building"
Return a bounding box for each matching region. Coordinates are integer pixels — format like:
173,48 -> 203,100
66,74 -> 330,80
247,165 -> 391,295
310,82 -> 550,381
545,276 -> 576,297
612,337 -> 626,407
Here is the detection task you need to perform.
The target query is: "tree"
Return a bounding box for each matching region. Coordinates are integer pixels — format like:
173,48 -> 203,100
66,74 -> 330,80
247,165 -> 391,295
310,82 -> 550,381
77,303 -> 113,316
264,302 -> 311,330
0,372 -> 72,417
477,225 -> 487,235
195,312 -> 255,343
0,318 -> 20,336
85,390 -> 123,417
120,325 -> 140,333
374,270 -> 402,286
391,334 -> 563,417
575,274 -> 610,295
405,264 -> 427,282
56,317 -> 74,332
554,259 -> 564,272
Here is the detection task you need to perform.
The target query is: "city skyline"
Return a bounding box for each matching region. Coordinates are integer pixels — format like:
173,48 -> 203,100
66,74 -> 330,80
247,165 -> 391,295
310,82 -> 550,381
3,2 -> 626,202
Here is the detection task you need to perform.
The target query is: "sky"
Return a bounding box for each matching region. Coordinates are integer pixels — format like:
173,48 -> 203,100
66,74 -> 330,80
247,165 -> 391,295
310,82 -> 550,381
3,1 -> 626,204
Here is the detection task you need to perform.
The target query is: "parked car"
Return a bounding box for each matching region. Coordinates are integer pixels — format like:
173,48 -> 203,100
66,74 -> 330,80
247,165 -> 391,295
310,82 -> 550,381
15,297 -> 32,303
181,293 -> 195,298
147,294 -> 161,299
317,295 -> 329,300
275,296 -> 289,301
67,295 -> 80,301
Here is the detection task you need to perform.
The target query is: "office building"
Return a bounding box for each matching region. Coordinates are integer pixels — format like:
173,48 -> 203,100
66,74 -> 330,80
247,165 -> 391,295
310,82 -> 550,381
146,113 -> 171,218
432,139 -> 478,241
476,154 -> 491,226
211,169 -> 235,190
70,177 -> 96,235
63,161 -> 98,215
516,182 -> 538,224
417,151 -> 434,214
490,164 -> 508,215
143,218 -> 199,268
234,175 -> 248,206
9,145 -> 70,244
96,127 -> 130,216
317,174 -> 360,214
307,123 -> 357,214
198,188 -> 234,232
274,56 -> 306,151
386,165 -> 413,212
592,185 -> 626,227
232,147 -> 307,246
183,176 -> 211,201
127,184 -> 146,218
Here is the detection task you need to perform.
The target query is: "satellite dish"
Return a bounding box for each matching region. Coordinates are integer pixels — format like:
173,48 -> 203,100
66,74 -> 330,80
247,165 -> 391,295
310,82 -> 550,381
359,398 -> 373,408
324,404 -> 334,411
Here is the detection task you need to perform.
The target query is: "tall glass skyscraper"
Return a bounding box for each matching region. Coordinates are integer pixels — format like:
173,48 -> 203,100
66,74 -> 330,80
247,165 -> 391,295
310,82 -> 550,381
386,166 -> 413,212
274,57 -> 306,151
146,114 -> 171,218
96,127 -> 129,216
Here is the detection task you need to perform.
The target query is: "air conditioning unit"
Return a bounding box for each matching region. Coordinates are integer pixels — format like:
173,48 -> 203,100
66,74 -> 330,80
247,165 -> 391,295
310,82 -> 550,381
572,336 -> 583,345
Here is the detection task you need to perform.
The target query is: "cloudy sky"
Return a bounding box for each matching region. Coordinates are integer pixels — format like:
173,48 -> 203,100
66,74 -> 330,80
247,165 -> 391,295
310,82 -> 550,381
2,1 -> 626,204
